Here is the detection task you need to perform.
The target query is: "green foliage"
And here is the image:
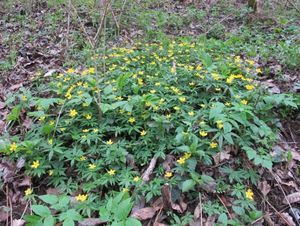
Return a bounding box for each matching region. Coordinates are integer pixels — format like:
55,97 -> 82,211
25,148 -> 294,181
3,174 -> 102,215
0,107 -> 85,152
1,38 -> 297,224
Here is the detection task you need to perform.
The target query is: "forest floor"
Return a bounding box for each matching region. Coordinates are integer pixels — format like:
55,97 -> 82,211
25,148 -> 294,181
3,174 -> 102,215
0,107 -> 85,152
0,0 -> 300,225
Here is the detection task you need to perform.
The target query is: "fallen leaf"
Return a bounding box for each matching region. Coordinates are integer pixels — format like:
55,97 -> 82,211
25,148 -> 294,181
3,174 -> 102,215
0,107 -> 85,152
78,218 -> 106,226
283,192 -> 300,204
263,212 -> 274,226
204,215 -> 216,226
0,102 -> 5,109
0,207 -> 9,223
281,213 -> 296,226
11,219 -> 25,226
258,181 -> 271,196
9,83 -> 23,91
44,69 -> 56,77
17,176 -> 31,187
213,151 -> 231,165
131,207 -> 156,220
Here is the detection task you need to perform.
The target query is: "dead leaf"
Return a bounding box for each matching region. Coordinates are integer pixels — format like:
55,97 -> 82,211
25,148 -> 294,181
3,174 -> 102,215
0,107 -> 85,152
213,151 -> 231,165
162,154 -> 175,171
0,207 -> 9,223
204,215 -> 216,226
281,213 -> 296,226
283,192 -> 300,204
258,181 -> 271,196
131,207 -> 156,220
46,188 -> 62,195
161,184 -> 187,213
78,218 -> 106,226
263,212 -> 274,226
11,219 -> 25,226
22,117 -> 32,130
0,102 -> 5,109
9,83 -> 23,91
44,69 -> 56,77
17,176 -> 31,187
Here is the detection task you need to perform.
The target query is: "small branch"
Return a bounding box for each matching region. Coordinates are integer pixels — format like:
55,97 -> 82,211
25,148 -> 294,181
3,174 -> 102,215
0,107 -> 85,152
94,0 -> 111,46
216,194 -> 232,219
286,0 -> 300,13
142,156 -> 158,182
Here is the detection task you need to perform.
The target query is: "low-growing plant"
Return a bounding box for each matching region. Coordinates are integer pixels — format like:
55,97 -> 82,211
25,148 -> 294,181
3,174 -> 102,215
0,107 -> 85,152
1,38 -> 297,224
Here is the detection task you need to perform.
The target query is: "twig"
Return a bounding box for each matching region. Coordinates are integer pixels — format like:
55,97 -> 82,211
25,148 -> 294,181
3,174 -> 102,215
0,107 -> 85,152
216,194 -> 232,219
205,14 -> 233,35
265,199 -> 294,226
286,0 -> 300,13
94,0 -> 111,46
199,193 -> 203,226
70,2 -> 94,47
20,201 -> 30,220
66,0 -> 71,50
142,156 -> 158,182
271,171 -> 300,226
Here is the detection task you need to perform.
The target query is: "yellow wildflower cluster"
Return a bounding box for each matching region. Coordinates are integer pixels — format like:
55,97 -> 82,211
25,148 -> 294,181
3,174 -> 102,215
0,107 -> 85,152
177,152 -> 192,165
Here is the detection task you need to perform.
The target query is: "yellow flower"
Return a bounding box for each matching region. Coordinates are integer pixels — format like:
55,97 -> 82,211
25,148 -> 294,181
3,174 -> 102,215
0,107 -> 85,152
24,188 -> 33,196
199,131 -> 208,137
183,152 -> 191,159
31,160 -> 40,169
256,68 -> 262,74
210,142 -> 218,149
48,139 -> 53,145
75,194 -> 88,202
241,99 -> 248,105
49,121 -> 55,126
216,120 -> 224,129
107,169 -> 116,176
128,117 -> 135,123
39,116 -> 46,122
245,189 -> 254,201
93,128 -> 99,133
173,106 -> 180,111
48,170 -> 53,176
21,95 -> 27,101
245,84 -> 255,91
170,66 -> 176,74
106,139 -> 113,145
188,111 -> 194,116
133,176 -> 140,182
212,73 -> 220,80
88,67 -> 95,74
88,163 -> 96,170
83,113 -> 92,120
225,102 -> 231,107
155,82 -> 161,86
80,156 -> 87,161
9,142 -> 17,152
122,188 -> 129,193
140,130 -> 147,136
67,68 -> 75,74
60,127 -> 66,132
179,97 -> 186,103
150,89 -> 156,94
69,109 -> 78,117
166,114 -> 171,119
82,129 -> 89,133
189,82 -> 195,86
177,157 -> 186,165
165,172 -> 173,178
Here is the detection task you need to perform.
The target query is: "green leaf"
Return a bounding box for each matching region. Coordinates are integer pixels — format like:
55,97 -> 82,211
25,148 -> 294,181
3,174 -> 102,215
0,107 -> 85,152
262,159 -> 272,170
243,147 -> 256,160
37,98 -> 62,110
115,198 -> 132,220
39,195 -> 58,205
223,122 -> 232,133
126,218 -> 142,226
62,218 -> 75,226
117,73 -> 131,90
182,179 -> 196,192
27,111 -> 45,118
232,206 -> 245,215
7,105 -> 21,121
31,205 -> 51,217
43,215 -> 55,226
209,103 -> 224,120
218,213 -> 228,224
104,85 -> 113,95
100,103 -> 113,113
224,133 -> 234,144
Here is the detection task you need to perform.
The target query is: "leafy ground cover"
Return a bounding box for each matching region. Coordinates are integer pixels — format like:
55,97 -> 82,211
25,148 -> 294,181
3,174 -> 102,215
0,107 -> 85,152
0,0 -> 300,225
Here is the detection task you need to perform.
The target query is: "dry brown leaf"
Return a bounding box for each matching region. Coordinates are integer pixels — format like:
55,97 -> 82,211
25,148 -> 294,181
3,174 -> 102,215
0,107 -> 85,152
258,181 -> 271,196
283,192 -> 300,204
204,215 -> 216,226
142,156 -> 158,182
17,176 -> 31,187
263,212 -> 274,226
280,213 -> 296,226
0,208 -> 9,223
213,151 -> 231,165
11,219 -> 25,226
0,102 -> 5,109
131,207 -> 156,220
9,83 -> 23,91
161,184 -> 187,213
78,218 -> 106,226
